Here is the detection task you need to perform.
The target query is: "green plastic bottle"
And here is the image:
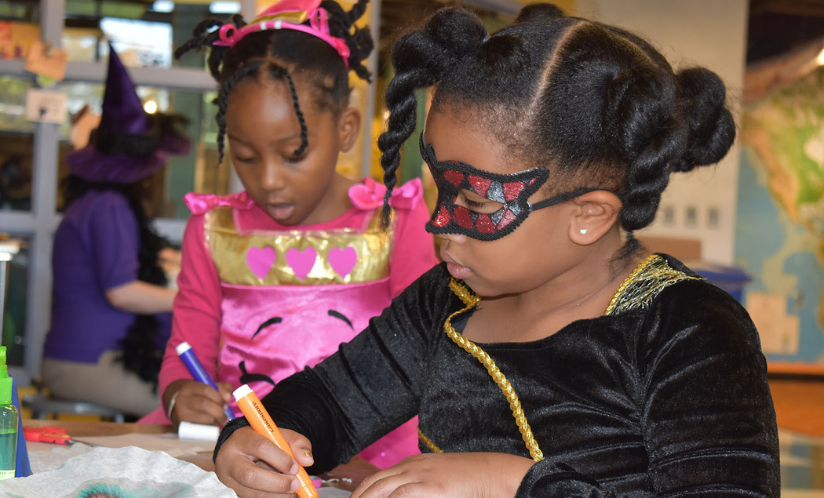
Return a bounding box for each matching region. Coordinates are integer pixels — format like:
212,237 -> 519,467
0,346 -> 17,480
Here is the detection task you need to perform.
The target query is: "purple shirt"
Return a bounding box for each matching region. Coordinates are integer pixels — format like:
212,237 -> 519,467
44,190 -> 171,363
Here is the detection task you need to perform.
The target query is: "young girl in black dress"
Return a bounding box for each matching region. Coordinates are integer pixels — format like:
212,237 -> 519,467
213,4 -> 780,497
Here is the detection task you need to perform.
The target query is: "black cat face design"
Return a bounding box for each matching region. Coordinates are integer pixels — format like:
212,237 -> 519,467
241,310 -> 356,387
250,310 -> 354,341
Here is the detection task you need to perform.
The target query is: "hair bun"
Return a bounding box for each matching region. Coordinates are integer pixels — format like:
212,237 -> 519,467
515,3 -> 566,24
603,65 -> 690,233
603,66 -> 682,161
392,8 -> 487,81
670,67 -> 735,172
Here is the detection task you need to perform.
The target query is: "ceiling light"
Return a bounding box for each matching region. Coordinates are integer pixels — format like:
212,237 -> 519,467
143,100 -> 158,114
151,0 -> 174,13
210,1 -> 241,14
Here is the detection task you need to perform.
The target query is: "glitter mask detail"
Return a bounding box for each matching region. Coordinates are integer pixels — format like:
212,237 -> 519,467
420,135 -> 600,240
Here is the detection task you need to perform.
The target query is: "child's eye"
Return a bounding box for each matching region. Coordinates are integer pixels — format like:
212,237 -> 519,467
457,190 -> 503,214
233,155 -> 256,164
462,198 -> 486,209
284,154 -> 306,164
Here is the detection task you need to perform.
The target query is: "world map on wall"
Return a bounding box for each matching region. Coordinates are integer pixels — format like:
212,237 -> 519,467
736,67 -> 824,364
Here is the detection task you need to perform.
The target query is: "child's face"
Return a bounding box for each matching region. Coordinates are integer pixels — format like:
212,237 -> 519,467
424,111 -> 582,298
225,74 -> 359,226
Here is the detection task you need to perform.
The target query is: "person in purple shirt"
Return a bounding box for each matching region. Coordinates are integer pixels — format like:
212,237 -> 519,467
41,46 -> 190,416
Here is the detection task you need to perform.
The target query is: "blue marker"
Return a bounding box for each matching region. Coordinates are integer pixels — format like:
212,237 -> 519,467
176,342 -> 236,420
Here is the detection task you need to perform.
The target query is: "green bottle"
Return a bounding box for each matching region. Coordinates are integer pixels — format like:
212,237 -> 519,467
0,346 -> 17,480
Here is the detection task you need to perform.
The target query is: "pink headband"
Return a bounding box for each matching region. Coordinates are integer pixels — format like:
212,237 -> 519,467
213,0 -> 351,68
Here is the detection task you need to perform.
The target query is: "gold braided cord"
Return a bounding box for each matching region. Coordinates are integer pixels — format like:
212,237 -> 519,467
427,257 -> 695,461
603,254 -> 701,316
417,428 -> 444,454
448,278 -> 480,307
443,279 -> 544,462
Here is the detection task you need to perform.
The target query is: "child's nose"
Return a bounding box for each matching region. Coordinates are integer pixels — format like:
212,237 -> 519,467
260,162 -> 286,191
436,232 -> 467,244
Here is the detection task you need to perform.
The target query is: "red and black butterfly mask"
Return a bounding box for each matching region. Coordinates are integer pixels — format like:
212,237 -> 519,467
421,135 -> 599,241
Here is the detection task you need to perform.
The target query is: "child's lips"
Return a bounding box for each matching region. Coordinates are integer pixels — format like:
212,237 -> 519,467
442,253 -> 472,279
267,203 -> 295,222
445,262 -> 472,280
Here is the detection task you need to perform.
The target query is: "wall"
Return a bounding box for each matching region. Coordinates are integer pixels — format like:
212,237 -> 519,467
574,0 -> 749,265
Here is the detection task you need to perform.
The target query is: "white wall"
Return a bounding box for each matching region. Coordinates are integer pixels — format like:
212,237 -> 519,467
575,0 -> 749,265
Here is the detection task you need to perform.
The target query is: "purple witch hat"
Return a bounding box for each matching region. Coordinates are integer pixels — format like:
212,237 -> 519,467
67,45 -> 191,184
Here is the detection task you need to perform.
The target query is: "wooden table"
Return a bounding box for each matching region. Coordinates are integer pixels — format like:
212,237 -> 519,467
23,419 -> 175,437
22,418 -> 377,491
22,418 -> 216,470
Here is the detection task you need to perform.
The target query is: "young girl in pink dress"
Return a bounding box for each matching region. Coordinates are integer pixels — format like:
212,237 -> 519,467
140,0 -> 437,469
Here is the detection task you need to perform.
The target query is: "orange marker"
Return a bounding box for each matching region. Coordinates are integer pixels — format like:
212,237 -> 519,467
233,384 -> 319,498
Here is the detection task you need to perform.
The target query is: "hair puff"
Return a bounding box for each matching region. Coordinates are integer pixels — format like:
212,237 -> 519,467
671,67 -> 736,172
514,3 -> 566,24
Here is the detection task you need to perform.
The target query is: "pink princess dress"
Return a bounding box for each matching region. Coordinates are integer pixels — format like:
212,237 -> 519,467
142,178 -> 437,468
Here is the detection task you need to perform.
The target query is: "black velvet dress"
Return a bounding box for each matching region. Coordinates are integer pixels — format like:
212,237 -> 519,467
217,254 -> 780,497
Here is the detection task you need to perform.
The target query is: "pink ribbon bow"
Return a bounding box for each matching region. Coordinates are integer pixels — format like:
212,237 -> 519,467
349,178 -> 423,211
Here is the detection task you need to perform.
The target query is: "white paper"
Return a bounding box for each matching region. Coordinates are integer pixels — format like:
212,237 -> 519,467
0,446 -> 235,497
26,442 -> 93,474
21,437 -> 353,497
25,88 -> 66,124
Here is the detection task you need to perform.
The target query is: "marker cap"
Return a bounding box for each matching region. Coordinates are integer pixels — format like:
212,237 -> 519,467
233,384 -> 253,401
178,421 -> 220,442
175,342 -> 192,355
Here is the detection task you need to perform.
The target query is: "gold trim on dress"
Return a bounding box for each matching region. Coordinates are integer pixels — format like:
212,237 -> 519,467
417,428 -> 444,454
206,207 -> 393,286
427,279 -> 544,462
603,254 -> 700,316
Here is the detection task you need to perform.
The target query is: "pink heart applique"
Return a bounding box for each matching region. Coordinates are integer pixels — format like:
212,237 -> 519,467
246,247 -> 276,280
329,246 -> 358,278
286,247 -> 317,280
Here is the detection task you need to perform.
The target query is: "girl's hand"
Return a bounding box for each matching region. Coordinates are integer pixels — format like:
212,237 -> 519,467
350,452 -> 535,498
215,427 -> 315,498
158,247 -> 182,268
165,379 -> 233,427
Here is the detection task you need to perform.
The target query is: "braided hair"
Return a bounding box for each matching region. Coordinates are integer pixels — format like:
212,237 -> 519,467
378,5 -> 735,254
175,0 -> 374,165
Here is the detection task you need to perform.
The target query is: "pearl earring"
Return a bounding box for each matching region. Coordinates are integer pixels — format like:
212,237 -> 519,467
579,228 -> 588,235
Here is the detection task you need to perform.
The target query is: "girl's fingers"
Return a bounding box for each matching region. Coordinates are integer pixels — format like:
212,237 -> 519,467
217,382 -> 235,403
215,428 -> 303,498
240,428 -> 302,475
350,468 -> 405,498
283,429 -> 314,467
225,460 -> 298,496
187,381 -> 228,405
176,391 -> 227,425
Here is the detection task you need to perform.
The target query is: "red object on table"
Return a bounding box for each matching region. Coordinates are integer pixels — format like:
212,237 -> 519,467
23,426 -> 74,445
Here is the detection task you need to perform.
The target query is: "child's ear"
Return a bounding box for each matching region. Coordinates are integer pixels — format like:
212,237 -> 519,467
337,108 -> 362,153
568,191 -> 622,245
